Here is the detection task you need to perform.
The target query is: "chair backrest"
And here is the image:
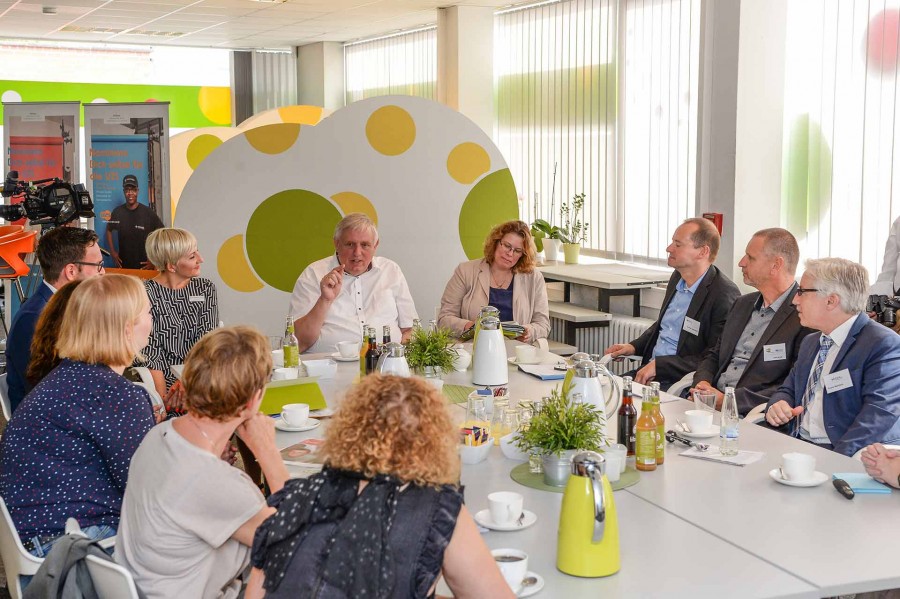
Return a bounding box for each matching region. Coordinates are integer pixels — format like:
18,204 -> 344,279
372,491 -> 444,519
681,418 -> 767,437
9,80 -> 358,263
0,225 -> 24,240
0,372 -> 10,422
85,554 -> 141,599
130,366 -> 164,409
0,230 -> 37,278
0,495 -> 44,599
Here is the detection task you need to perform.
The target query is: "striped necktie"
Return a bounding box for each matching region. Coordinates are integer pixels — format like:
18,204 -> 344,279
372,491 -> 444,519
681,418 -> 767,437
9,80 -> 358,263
797,335 -> 834,438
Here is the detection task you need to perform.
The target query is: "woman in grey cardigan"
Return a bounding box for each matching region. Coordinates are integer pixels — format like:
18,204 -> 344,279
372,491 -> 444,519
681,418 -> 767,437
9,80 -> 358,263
439,220 -> 550,342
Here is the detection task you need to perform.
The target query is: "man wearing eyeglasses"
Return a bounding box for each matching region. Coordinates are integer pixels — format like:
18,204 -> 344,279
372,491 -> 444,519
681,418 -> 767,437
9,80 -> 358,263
288,213 -> 418,354
689,228 -> 817,415
5,227 -> 105,412
761,257 -> 900,456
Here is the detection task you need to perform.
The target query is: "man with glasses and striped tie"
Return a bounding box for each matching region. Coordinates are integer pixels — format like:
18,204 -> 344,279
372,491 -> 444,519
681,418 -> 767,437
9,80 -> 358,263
763,257 -> 900,456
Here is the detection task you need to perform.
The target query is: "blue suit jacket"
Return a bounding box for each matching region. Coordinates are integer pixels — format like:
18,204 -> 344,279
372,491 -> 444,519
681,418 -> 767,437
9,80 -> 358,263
5,282 -> 53,413
763,314 -> 900,456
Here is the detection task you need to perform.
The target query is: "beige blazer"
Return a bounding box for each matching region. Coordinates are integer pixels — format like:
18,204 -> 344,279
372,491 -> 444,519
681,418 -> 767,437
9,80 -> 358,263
438,259 -> 551,340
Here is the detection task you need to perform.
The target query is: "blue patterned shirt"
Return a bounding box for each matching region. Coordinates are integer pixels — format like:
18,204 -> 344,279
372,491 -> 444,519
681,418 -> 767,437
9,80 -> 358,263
0,359 -> 154,538
652,270 -> 708,359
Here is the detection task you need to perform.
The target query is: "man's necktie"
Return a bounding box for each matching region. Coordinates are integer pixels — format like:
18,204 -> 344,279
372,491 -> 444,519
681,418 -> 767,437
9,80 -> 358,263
796,335 -> 834,437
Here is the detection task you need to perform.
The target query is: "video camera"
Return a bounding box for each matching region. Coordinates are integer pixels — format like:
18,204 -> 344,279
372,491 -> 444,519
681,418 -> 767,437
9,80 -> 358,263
866,294 -> 900,327
0,170 -> 93,228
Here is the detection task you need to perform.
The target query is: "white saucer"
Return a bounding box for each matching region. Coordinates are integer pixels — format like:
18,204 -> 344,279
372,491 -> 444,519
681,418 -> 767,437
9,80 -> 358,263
274,417 -> 321,432
680,424 -> 720,439
330,352 -> 359,363
517,572 -> 545,597
507,357 -> 542,366
768,468 -> 830,487
473,508 -> 537,531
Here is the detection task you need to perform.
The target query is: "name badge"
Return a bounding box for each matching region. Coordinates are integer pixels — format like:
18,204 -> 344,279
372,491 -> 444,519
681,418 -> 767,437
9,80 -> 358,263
824,369 -> 853,393
682,316 -> 700,336
189,295 -> 205,303
763,343 -> 787,362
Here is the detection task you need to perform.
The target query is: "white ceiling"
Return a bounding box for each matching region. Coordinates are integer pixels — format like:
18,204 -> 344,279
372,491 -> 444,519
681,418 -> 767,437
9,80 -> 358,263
0,0 -> 511,50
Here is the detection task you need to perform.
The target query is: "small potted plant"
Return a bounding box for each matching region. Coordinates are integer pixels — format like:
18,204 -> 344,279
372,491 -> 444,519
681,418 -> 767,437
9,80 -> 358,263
558,193 -> 589,264
404,326 -> 458,387
514,385 -> 607,486
530,219 -> 564,261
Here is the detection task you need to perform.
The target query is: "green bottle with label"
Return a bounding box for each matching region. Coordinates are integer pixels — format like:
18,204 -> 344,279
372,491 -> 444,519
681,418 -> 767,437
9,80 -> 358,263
282,316 -> 299,368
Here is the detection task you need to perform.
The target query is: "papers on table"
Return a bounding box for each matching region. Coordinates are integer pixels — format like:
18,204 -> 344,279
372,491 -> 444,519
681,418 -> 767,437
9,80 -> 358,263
832,473 -> 893,494
517,364 -> 566,380
680,446 -> 765,467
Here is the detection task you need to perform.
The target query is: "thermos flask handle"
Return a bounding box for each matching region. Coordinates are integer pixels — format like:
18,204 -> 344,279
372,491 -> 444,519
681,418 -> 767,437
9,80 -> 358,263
589,464 -> 605,544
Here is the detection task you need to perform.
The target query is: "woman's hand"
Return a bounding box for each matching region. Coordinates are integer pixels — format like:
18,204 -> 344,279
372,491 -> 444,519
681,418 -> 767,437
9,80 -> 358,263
164,381 -> 187,412
861,443 -> 900,487
151,402 -> 167,424
236,413 -> 277,457
220,442 -> 239,466
516,324 -> 533,344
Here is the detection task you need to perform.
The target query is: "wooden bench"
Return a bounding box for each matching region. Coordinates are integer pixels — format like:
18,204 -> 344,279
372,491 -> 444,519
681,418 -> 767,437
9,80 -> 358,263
548,301 -> 612,346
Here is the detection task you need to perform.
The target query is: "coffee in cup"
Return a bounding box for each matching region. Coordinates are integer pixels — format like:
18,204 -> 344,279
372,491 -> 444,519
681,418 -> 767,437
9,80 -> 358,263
514,345 -> 539,364
336,341 -> 360,358
491,548 -> 528,590
781,452 -> 816,482
281,403 -> 310,427
685,409 -> 714,433
488,491 -> 524,525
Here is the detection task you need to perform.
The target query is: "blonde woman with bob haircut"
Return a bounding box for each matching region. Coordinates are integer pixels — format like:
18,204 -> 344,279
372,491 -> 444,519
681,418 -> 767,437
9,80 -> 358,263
439,219 -> 550,342
143,227 -> 219,400
117,326 -> 288,599
0,274 -> 157,558
247,375 -> 513,599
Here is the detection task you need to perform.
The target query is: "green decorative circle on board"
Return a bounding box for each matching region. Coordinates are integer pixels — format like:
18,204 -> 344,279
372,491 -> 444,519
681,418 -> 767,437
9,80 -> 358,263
782,114 -> 832,235
458,168 -> 519,259
246,189 -> 342,292
186,134 -> 223,170
509,462 -> 639,493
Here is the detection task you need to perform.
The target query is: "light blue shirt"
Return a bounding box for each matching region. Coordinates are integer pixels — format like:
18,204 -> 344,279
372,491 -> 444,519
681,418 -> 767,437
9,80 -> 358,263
652,270 -> 708,359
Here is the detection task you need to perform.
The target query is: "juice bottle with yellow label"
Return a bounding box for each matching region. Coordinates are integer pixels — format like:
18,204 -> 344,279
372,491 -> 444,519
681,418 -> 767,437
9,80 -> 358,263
635,388 -> 657,471
649,381 -> 665,465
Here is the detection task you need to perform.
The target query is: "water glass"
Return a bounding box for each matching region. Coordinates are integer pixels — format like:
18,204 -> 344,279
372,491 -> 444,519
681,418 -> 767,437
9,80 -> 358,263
528,452 -> 543,474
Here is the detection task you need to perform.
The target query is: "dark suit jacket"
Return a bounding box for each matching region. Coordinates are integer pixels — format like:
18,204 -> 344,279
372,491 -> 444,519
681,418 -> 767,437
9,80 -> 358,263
630,264 -> 740,389
759,314 -> 900,457
693,286 -> 817,415
5,282 -> 53,412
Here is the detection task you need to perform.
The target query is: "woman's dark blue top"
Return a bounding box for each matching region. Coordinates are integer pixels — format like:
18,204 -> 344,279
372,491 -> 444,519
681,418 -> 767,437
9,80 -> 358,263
0,359 -> 154,538
488,276 -> 515,322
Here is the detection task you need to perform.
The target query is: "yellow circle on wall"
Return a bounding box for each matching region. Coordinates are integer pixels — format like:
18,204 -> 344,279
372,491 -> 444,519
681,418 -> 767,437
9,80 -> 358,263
217,234 -> 264,292
198,86 -> 232,125
244,124 -> 302,155
447,142 -> 491,184
278,105 -> 324,125
331,191 -> 378,225
365,106 -> 416,156
186,134 -> 223,170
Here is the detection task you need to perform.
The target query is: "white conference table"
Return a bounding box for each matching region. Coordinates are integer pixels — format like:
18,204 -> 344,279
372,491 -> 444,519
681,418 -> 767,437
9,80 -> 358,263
274,345 -> 895,598
539,261 -> 672,316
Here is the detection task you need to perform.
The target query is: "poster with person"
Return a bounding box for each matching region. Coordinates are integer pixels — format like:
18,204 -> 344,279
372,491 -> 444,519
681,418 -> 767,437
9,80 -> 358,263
84,102 -> 170,269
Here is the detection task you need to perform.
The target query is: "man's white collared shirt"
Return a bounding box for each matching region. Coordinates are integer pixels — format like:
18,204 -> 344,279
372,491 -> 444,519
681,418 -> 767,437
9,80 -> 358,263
289,255 -> 419,354
801,313 -> 862,443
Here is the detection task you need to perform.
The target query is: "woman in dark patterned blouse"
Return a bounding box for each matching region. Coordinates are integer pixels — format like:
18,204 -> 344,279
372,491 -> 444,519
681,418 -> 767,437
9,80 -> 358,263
142,228 -> 219,399
0,274 -> 156,558
246,375 -> 513,599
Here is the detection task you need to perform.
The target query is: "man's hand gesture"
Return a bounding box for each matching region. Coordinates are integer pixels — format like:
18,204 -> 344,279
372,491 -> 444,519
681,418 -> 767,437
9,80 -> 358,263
320,265 -> 344,302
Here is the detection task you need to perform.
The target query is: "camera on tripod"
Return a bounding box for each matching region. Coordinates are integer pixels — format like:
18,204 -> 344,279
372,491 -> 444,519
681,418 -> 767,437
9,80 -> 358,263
0,170 -> 94,228
866,294 -> 900,327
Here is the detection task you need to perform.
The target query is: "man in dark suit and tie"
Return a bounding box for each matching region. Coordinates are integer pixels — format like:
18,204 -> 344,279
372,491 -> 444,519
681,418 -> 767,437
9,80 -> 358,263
5,227 -> 104,412
690,228 -> 816,415
763,258 -> 900,457
604,217 -> 741,389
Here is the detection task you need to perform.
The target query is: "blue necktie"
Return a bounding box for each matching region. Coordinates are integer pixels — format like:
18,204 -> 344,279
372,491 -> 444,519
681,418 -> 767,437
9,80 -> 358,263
797,335 -> 834,438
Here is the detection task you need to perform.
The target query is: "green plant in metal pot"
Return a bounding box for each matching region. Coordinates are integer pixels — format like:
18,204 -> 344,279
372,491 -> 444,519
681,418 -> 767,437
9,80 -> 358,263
404,326 -> 458,377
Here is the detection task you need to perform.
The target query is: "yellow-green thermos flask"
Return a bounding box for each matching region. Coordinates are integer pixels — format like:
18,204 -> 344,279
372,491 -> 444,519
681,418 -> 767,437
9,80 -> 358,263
557,451 -> 620,577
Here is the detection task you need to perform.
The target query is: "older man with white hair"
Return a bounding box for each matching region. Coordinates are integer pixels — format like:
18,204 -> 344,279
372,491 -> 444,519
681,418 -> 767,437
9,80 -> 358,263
761,257 -> 900,456
289,213 -> 418,353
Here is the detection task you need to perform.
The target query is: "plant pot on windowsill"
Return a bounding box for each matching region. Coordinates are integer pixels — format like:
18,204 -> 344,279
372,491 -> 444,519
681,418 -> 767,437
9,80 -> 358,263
544,238 -> 562,261
563,243 -> 580,264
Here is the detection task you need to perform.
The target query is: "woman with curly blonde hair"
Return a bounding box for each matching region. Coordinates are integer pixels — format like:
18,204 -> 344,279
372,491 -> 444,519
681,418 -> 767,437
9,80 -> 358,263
438,219 -> 550,342
247,375 -> 513,599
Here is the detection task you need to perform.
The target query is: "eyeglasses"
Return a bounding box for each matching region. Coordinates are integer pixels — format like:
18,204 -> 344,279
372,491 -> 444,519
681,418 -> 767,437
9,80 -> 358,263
498,240 -> 524,256
73,260 -> 105,271
795,287 -> 819,296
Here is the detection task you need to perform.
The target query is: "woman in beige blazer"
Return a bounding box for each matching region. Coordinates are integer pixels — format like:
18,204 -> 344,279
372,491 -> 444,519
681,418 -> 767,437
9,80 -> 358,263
439,220 -> 550,342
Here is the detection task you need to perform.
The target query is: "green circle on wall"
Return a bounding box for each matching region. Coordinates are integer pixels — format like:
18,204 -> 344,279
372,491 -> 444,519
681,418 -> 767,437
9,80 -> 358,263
458,168 -> 519,259
246,189 -> 342,292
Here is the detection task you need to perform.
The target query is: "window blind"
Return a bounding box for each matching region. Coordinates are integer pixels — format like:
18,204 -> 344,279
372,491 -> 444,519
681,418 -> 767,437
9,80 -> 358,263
344,28 -> 437,105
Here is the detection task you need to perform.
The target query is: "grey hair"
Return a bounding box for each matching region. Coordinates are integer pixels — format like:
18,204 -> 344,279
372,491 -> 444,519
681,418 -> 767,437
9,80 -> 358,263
754,228 -> 800,275
804,257 -> 869,313
333,213 -> 379,244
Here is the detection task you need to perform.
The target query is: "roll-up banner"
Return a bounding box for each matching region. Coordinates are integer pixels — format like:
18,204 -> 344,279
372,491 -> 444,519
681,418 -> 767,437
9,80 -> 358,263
84,102 -> 170,269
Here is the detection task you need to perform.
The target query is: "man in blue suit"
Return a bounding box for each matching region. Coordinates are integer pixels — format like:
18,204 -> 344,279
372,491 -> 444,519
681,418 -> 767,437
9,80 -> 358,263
763,257 -> 900,456
5,227 -> 104,412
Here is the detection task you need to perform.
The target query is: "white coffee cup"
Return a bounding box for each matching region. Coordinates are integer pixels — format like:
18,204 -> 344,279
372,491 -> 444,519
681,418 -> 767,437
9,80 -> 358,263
603,453 -> 623,482
488,491 -> 524,525
271,349 -> 284,368
281,403 -> 310,427
685,409 -> 714,433
272,367 -> 299,381
336,341 -> 360,359
514,345 -> 539,364
782,452 -> 816,482
491,548 -> 528,591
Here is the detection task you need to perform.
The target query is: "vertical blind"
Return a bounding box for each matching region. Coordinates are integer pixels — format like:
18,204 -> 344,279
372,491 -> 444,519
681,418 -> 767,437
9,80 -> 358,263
344,28 -> 437,105
494,0 -> 701,261
783,0 -> 900,283
251,50 -> 297,113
